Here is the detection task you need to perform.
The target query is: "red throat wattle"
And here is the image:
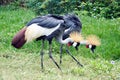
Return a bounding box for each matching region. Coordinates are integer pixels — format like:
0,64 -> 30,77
67,42 -> 72,46
86,45 -> 89,48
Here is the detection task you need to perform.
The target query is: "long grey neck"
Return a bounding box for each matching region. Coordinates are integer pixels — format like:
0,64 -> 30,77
80,40 -> 87,45
57,35 -> 73,44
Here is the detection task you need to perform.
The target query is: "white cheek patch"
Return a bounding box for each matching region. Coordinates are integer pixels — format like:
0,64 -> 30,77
73,42 -> 77,47
89,44 -> 92,48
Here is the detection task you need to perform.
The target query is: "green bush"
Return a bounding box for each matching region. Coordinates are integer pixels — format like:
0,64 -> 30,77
2,0 -> 120,18
28,0 -> 120,18
0,0 -> 14,5
27,0 -> 81,15
82,0 -> 120,19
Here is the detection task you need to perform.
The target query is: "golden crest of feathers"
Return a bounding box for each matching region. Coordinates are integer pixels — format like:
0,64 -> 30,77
86,35 -> 101,46
69,32 -> 83,42
70,32 -> 101,46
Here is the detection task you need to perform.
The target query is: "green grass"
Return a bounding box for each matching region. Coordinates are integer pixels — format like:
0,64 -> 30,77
0,6 -> 120,80
0,51 -> 120,80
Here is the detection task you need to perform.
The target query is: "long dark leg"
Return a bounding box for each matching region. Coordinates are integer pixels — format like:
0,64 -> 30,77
40,40 -> 44,70
60,44 -> 63,64
66,46 -> 83,67
48,42 -> 61,70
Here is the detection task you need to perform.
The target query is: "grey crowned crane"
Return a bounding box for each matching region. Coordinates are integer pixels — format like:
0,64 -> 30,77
59,14 -> 82,65
11,14 -> 100,70
59,14 -> 99,65
12,14 -> 83,70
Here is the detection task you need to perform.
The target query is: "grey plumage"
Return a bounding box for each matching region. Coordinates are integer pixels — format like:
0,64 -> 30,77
59,14 -> 83,65
12,14 -> 83,70
63,14 -> 82,39
26,14 -> 64,28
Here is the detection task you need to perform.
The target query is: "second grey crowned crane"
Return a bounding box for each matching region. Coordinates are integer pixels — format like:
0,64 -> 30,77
59,14 -> 82,65
11,14 -> 83,70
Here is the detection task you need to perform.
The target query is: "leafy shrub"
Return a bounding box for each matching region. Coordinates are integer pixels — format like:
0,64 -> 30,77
2,0 -> 120,19
0,0 -> 14,5
82,0 -> 120,19
27,0 -> 120,19
27,0 -> 81,15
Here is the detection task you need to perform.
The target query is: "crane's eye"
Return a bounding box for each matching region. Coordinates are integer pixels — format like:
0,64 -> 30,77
67,42 -> 73,46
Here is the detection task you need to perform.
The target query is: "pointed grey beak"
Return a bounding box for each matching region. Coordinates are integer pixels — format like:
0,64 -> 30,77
90,45 -> 96,53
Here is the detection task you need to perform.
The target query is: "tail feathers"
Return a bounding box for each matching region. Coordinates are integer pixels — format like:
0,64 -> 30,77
11,27 -> 27,49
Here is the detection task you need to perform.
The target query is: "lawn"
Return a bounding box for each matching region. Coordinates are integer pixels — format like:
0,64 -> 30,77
0,6 -> 120,80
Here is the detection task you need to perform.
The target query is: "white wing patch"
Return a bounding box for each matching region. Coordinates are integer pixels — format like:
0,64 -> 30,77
25,23 -> 60,43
